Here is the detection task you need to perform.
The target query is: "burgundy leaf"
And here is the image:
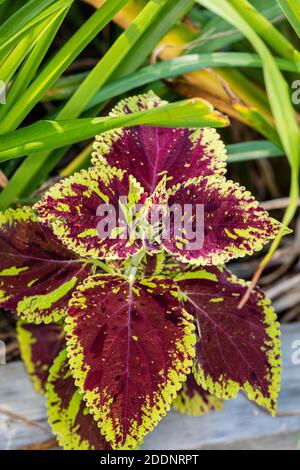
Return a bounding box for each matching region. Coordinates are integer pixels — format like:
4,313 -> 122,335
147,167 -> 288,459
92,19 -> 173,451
0,207 -> 92,323
163,176 -> 285,265
177,266 -> 281,414
92,92 -> 227,193
65,275 -> 196,449
35,166 -> 145,260
141,254 -> 165,276
17,322 -> 65,394
173,373 -> 223,416
47,349 -> 111,450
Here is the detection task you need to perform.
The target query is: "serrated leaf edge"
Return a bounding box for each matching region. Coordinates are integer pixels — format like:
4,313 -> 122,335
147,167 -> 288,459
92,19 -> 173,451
64,275 -> 197,449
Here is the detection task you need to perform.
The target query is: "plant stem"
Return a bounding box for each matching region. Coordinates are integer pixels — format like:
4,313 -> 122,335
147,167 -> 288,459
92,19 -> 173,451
125,250 -> 146,283
81,258 -> 116,275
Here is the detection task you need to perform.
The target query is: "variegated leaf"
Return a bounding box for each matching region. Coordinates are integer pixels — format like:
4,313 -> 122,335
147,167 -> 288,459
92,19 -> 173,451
65,275 -> 196,449
47,349 -> 111,450
0,207 -> 92,324
35,166 -> 146,260
92,91 -> 227,193
17,322 -> 65,394
177,266 -> 281,415
163,176 -> 286,265
139,253 -> 165,276
161,256 -> 190,277
173,373 -> 223,416
122,253 -> 165,278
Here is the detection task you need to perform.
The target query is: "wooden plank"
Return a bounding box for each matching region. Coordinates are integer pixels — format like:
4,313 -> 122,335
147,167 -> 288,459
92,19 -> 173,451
0,361 -> 53,450
0,324 -> 299,450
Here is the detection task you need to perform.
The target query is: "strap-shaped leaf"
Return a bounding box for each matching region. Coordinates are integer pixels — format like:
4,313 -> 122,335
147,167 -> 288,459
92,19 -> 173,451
178,266 -> 281,415
17,322 -> 65,394
47,349 -> 111,450
173,373 -> 223,416
163,176 -> 286,265
92,91 -> 227,193
36,166 -> 145,260
65,275 -> 196,449
0,207 -> 92,323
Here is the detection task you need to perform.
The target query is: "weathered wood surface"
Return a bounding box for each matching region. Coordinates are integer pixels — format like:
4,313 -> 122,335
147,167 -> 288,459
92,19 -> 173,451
0,324 -> 299,450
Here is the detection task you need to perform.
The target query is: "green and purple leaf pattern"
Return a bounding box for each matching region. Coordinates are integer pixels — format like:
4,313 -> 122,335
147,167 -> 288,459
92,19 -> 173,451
92,92 -> 227,193
47,349 -> 112,450
35,92 -> 285,267
139,253 -> 165,276
1,90 -> 288,450
163,176 -> 285,265
173,373 -> 223,416
178,267 -> 281,415
36,166 -> 145,261
17,322 -> 65,394
65,275 -> 196,449
0,207 -> 92,323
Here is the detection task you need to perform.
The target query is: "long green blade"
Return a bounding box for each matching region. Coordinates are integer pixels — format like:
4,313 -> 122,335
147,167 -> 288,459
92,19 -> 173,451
60,0 -> 169,119
0,0 -> 73,61
44,52 -> 298,105
228,0 -> 296,60
197,0 -> 299,172
197,0 -> 300,270
0,0 -> 131,134
87,53 -> 298,111
227,141 -> 284,163
113,0 -> 194,77
0,6 -> 69,120
0,0 -> 175,207
0,99 -> 228,165
277,0 -> 300,38
0,33 -> 35,83
0,17 -> 52,83
193,0 -> 282,53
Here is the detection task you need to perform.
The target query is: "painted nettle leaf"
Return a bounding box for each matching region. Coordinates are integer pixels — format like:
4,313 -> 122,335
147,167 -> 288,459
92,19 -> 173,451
65,275 -> 196,449
47,349 -> 112,450
0,207 -> 92,323
36,165 -> 146,260
173,373 -> 224,417
2,91 -> 290,449
177,266 -> 281,415
36,94 -> 284,267
17,322 -> 65,394
92,91 -> 228,193
163,176 -> 285,265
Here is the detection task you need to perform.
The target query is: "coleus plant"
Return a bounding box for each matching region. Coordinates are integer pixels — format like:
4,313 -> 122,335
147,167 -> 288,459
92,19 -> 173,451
0,92 -> 289,450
